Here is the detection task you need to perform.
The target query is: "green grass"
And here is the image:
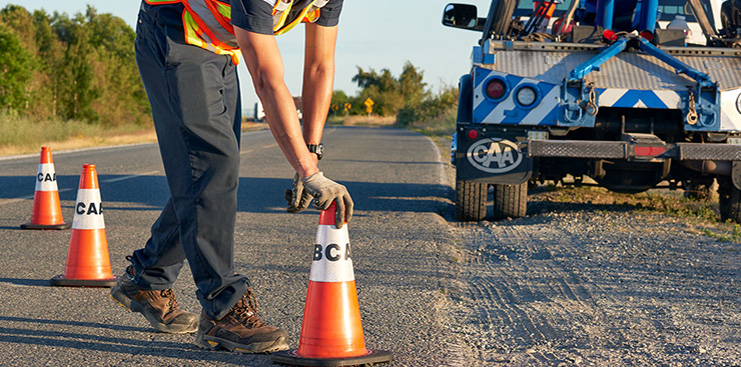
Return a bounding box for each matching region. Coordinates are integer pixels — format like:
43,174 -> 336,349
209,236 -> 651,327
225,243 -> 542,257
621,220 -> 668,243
540,185 -> 741,243
0,110 -> 155,156
402,107 -> 456,137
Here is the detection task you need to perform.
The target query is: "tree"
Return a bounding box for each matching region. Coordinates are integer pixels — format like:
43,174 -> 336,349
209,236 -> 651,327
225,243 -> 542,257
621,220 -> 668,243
0,22 -> 35,112
59,24 -> 100,121
399,61 -> 428,109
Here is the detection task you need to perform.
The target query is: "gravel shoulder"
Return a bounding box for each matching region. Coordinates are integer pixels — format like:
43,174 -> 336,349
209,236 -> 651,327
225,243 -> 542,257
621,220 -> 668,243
441,185 -> 741,366
425,136 -> 741,366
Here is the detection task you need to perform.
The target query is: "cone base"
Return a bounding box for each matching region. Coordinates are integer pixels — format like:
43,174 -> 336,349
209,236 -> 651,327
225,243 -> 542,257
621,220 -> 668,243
21,222 -> 71,230
50,274 -> 119,288
272,348 -> 393,367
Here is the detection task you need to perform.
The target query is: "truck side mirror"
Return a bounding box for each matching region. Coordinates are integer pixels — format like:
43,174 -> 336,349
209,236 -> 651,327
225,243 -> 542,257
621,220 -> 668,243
442,3 -> 480,30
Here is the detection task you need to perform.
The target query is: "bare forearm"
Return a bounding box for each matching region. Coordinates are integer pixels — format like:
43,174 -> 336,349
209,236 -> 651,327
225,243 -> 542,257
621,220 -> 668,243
259,81 -> 318,178
235,27 -> 318,178
301,24 -> 338,146
301,63 -> 334,144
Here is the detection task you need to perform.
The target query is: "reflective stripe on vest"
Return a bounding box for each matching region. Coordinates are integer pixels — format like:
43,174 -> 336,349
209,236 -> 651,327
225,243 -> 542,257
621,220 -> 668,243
145,0 -> 241,64
272,0 -> 330,35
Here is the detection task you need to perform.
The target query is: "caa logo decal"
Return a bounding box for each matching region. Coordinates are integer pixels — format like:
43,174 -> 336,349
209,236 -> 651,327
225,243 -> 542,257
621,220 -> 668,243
466,138 -> 523,173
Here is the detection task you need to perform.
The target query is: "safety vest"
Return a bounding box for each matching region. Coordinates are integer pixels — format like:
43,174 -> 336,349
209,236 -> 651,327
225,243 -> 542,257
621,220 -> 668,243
272,0 -> 330,36
144,0 -> 330,64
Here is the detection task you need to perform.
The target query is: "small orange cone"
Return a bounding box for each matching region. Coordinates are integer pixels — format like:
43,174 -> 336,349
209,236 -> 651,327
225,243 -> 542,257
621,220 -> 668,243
50,164 -> 118,287
21,147 -> 71,230
273,202 -> 393,366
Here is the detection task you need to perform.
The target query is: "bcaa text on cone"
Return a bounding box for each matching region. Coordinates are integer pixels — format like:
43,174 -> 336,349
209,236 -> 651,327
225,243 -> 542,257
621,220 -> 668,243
21,147 -> 71,230
273,202 -> 393,367
50,164 -> 118,287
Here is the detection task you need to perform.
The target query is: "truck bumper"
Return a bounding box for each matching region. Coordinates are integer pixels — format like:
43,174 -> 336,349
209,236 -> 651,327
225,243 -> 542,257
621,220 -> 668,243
527,140 -> 741,161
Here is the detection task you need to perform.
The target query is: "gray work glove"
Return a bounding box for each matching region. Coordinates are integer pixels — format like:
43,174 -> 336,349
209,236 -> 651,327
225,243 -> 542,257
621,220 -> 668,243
285,172 -> 313,213
301,171 -> 354,228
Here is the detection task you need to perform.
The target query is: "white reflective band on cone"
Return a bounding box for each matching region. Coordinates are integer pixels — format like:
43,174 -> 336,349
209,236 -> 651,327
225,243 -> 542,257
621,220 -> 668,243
35,163 -> 58,192
310,224 -> 355,282
72,189 -> 105,230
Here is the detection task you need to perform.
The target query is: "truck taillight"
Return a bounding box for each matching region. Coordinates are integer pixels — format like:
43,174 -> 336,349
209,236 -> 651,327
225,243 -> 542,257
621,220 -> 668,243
634,146 -> 666,157
485,79 -> 507,100
639,30 -> 654,41
467,129 -> 479,139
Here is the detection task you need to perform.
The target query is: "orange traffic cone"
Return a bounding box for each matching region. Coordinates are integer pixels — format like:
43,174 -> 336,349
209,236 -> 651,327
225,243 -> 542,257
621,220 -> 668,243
21,147 -> 71,230
50,164 -> 118,287
273,202 -> 393,366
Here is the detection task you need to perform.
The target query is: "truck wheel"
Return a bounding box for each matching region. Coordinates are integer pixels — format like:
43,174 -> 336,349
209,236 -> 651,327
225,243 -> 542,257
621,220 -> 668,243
456,180 -> 487,221
718,178 -> 741,223
492,183 -> 527,219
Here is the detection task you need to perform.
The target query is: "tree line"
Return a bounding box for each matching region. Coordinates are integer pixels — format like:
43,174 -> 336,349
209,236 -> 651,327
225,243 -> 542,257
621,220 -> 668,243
0,5 -> 149,125
334,62 -> 459,128
0,4 -> 457,130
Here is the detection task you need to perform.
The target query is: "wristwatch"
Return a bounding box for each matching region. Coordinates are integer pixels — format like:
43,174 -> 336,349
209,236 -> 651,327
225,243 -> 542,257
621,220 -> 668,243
307,143 -> 324,160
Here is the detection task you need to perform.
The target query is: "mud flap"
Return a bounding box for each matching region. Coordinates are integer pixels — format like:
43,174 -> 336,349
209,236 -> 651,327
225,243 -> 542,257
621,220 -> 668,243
455,125 -> 532,184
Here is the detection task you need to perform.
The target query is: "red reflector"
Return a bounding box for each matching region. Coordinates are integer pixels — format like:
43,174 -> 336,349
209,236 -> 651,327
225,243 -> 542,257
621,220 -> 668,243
467,129 -> 479,139
485,79 -> 506,100
640,30 -> 654,41
603,29 -> 617,42
635,146 -> 666,156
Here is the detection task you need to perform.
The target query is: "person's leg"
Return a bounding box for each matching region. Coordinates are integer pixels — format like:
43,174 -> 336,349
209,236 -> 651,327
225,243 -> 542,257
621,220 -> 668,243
110,4 -> 197,333
129,2 -> 248,319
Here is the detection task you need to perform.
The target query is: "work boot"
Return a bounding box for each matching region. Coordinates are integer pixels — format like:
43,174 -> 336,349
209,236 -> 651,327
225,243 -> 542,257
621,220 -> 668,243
195,288 -> 289,353
110,266 -> 199,334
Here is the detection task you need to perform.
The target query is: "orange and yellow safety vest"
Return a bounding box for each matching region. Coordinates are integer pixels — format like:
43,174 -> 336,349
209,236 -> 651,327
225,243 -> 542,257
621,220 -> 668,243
144,0 -> 329,64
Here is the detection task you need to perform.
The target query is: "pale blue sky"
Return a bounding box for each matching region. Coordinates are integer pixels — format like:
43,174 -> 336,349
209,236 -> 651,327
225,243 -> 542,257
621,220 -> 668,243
2,0 -> 493,113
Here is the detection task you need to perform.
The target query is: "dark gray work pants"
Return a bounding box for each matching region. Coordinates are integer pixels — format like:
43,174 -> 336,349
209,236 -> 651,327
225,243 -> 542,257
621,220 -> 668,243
129,3 -> 247,320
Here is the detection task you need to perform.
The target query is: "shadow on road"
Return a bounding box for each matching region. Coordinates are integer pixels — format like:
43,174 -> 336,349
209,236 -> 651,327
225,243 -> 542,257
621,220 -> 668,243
1,174 -> 454,216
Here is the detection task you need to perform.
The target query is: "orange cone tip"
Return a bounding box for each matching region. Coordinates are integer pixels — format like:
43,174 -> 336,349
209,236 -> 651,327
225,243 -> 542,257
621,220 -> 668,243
21,147 -> 71,230
50,164 -> 118,287
272,202 -> 393,366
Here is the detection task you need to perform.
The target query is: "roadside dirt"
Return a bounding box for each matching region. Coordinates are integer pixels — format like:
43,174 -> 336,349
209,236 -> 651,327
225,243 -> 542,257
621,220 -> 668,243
0,121 -> 267,157
443,187 -> 741,366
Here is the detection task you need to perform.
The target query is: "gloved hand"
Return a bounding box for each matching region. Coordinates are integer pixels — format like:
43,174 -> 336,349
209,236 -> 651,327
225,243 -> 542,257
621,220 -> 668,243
285,172 -> 313,213
301,171 -> 354,228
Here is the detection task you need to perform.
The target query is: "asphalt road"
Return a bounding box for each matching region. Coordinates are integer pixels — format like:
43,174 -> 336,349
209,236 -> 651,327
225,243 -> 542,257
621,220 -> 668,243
0,126 -> 460,366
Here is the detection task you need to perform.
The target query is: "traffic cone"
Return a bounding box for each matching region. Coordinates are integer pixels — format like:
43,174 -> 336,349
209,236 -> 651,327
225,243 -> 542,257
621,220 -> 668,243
21,147 -> 71,230
50,164 -> 118,287
272,202 -> 393,366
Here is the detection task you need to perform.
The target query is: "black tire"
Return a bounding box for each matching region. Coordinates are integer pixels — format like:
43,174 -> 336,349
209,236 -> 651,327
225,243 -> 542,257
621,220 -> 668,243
492,183 -> 527,219
718,178 -> 741,222
490,0 -> 517,35
456,180 -> 487,221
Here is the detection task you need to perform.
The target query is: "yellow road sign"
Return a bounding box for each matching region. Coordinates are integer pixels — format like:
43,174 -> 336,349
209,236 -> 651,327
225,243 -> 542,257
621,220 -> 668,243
364,98 -> 374,108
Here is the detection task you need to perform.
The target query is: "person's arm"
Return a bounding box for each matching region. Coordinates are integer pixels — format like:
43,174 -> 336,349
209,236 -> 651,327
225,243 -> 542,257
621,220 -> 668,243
301,23 -> 338,153
234,26 -> 352,227
234,28 -> 318,178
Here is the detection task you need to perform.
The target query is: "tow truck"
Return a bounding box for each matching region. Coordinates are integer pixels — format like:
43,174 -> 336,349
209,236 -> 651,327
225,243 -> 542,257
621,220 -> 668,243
443,0 -> 741,222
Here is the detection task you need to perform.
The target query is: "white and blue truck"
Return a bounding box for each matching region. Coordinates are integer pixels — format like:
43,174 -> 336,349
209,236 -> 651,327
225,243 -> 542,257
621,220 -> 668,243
443,0 -> 741,222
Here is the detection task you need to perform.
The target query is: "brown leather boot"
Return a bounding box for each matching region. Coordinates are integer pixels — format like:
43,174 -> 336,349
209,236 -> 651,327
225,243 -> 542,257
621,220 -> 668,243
195,288 -> 289,353
110,266 -> 199,334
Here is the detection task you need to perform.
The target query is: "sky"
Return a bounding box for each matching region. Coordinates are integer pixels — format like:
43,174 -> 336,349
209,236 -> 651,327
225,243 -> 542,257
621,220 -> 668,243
2,0 -> 495,114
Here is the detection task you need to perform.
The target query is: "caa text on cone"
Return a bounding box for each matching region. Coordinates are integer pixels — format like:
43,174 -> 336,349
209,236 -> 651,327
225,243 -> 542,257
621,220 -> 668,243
272,202 -> 393,367
51,164 -> 118,287
21,147 -> 71,230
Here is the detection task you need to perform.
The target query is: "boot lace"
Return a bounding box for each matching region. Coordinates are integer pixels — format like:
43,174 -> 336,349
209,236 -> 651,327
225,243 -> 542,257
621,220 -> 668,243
232,288 -> 266,328
160,289 -> 179,312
